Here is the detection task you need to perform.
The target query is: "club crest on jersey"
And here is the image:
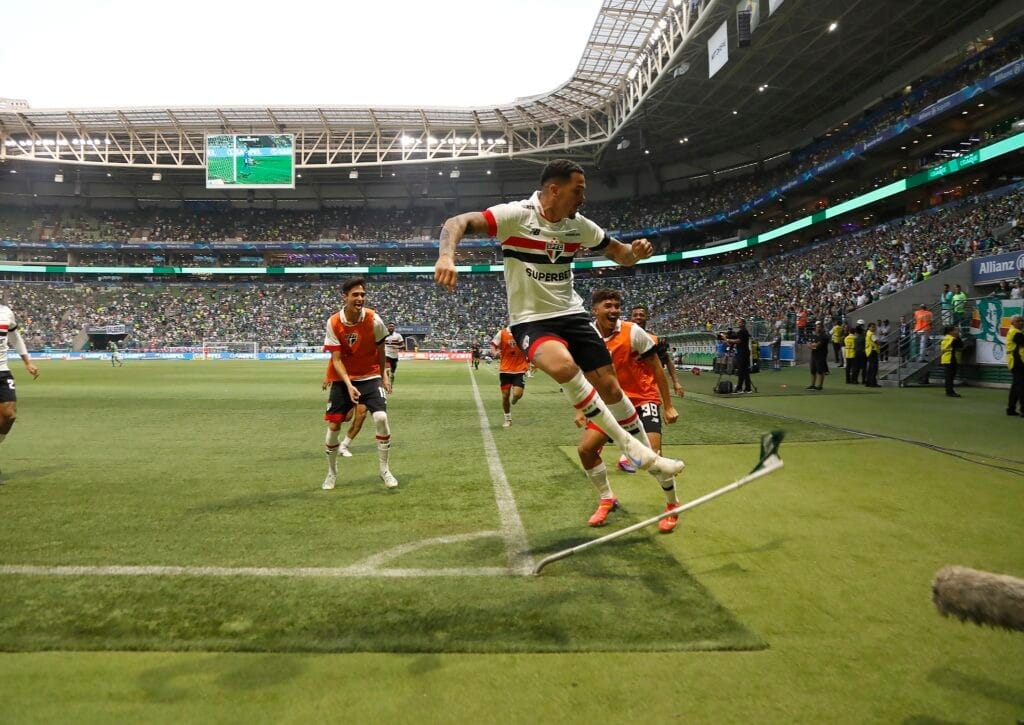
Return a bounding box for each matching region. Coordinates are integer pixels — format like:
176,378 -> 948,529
346,333 -> 359,348
545,239 -> 565,262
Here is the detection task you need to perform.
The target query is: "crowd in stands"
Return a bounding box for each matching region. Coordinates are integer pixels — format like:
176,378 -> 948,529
655,186 -> 1024,333
2,182 -> 1021,351
1,206 -> 442,244
591,35 -> 1024,233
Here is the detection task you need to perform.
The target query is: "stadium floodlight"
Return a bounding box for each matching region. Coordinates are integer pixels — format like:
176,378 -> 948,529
616,138 -> 631,151
427,136 -> 438,145
54,173 -> 63,183
828,21 -> 838,32
349,170 -> 358,179
672,62 -> 690,77
450,169 -> 460,179
152,172 -> 161,181
496,138 -> 506,145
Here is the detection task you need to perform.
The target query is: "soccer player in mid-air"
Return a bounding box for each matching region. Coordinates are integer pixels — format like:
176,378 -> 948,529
0,303 -> 40,481
321,278 -> 397,490
576,288 -> 682,530
435,158 -> 685,481
491,326 -> 529,428
382,323 -> 404,388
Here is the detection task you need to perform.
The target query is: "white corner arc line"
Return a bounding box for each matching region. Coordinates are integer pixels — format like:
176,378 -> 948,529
468,366 -> 536,575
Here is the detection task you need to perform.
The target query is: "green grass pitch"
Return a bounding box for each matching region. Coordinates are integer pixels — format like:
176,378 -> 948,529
0,360 -> 1021,722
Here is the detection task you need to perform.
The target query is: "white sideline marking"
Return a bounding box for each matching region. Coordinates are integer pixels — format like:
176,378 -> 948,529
468,366 -> 536,575
0,564 -> 508,578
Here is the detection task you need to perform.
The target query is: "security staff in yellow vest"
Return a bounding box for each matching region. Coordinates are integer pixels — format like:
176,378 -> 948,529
864,322 -> 880,387
940,325 -> 964,398
844,326 -> 857,384
831,322 -> 844,367
1006,314 -> 1024,415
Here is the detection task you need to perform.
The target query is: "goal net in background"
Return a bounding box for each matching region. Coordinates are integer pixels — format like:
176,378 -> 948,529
201,340 -> 258,359
205,135 -> 236,185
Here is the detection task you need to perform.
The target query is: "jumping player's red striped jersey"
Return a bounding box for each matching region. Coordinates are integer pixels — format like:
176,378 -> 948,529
599,319 -> 661,406
0,305 -> 18,373
491,328 -> 529,374
483,191 -> 608,325
323,307 -> 388,382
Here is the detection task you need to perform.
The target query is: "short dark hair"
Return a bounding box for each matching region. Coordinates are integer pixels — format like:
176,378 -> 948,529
591,287 -> 622,307
541,159 -> 585,187
631,305 -> 649,314
342,277 -> 366,295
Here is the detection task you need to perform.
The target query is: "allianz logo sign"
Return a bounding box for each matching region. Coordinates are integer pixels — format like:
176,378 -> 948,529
977,253 -> 1024,273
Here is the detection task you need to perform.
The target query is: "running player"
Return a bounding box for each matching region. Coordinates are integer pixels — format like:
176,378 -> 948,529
470,342 -> 482,370
321,277 -> 397,491
0,303 -> 40,481
576,288 -> 681,531
615,304 -> 683,472
435,158 -> 684,480
109,341 -> 124,367
491,326 -> 529,428
239,145 -> 253,178
382,323 -> 404,388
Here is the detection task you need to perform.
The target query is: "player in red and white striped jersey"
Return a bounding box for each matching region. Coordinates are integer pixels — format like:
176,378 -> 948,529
0,304 -> 40,479
435,159 -> 684,484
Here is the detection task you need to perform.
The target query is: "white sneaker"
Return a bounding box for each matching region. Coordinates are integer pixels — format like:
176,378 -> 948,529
322,472 -> 337,490
338,445 -> 353,458
380,471 -> 399,489
502,419 -> 512,428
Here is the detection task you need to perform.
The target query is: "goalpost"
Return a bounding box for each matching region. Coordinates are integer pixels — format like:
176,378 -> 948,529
201,340 -> 258,359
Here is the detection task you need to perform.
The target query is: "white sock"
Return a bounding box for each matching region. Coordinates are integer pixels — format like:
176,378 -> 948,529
373,411 -> 391,474
656,471 -> 680,504
585,463 -> 614,500
561,371 -> 644,453
504,412 -> 512,422
325,428 -> 340,473
607,397 -> 653,448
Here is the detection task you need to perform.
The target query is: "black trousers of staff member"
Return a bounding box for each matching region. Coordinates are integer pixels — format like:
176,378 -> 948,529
832,342 -> 844,366
1008,364 -> 1024,414
845,358 -> 855,383
735,357 -> 752,392
864,352 -> 878,387
852,353 -> 866,384
944,361 -> 958,396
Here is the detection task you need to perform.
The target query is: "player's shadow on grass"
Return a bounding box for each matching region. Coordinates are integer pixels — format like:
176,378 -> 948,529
137,653 -> 308,703
0,464 -> 67,483
927,667 -> 1024,707
684,537 -> 788,566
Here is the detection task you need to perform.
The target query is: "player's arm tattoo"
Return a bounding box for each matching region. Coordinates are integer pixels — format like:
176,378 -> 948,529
439,212 -> 489,260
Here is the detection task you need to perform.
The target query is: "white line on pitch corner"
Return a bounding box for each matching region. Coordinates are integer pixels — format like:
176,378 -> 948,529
468,367 -> 536,575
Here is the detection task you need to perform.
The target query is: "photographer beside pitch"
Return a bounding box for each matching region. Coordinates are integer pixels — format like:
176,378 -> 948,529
435,159 -> 684,482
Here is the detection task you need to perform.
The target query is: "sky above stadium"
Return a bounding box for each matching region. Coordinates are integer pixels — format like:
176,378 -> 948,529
1,0 -> 604,109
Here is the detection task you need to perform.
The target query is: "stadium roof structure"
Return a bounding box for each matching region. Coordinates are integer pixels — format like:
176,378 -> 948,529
0,0 -> 1021,175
